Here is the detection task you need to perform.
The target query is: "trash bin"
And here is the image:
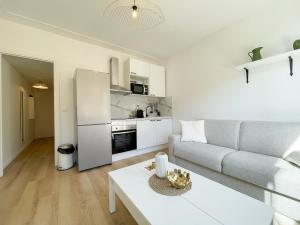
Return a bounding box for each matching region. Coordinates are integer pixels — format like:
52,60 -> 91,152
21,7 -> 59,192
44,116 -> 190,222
57,144 -> 75,171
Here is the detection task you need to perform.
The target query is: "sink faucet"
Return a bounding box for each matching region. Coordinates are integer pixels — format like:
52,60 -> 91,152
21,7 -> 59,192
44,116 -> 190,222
145,105 -> 153,117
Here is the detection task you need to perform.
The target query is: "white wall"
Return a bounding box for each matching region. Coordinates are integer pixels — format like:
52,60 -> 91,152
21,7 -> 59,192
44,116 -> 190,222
34,88 -> 54,139
0,18 -> 160,165
1,57 -> 35,168
167,0 -> 300,132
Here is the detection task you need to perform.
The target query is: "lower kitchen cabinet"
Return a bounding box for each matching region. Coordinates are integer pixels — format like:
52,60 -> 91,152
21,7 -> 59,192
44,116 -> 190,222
137,119 -> 172,149
156,119 -> 173,145
137,120 -> 157,149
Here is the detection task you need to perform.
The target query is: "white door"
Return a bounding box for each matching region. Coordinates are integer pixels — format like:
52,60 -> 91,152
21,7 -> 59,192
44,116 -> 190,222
137,120 -> 157,149
156,119 -> 173,145
149,64 -> 166,97
130,59 -> 150,77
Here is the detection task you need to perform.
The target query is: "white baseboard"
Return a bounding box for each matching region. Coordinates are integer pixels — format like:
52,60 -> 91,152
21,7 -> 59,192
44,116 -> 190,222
112,144 -> 168,162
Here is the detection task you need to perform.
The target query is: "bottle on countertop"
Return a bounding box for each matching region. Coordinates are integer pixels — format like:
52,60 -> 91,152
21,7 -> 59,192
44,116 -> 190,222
136,105 -> 144,118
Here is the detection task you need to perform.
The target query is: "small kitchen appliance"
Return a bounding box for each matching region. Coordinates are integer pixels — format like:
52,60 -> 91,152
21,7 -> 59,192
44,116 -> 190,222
130,82 -> 149,95
136,105 -> 144,118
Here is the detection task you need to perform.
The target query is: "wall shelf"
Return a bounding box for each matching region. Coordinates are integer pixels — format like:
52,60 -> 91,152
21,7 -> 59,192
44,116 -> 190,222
235,49 -> 300,83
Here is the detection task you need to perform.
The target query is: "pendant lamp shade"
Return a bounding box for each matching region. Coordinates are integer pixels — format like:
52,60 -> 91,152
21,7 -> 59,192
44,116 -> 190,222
104,0 -> 164,30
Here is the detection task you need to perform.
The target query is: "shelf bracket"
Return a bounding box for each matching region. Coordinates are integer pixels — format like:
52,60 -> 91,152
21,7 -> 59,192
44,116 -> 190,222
289,56 -> 293,76
244,68 -> 249,84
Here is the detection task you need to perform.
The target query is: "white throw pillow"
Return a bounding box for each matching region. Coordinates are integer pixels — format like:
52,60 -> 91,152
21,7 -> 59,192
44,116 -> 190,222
285,151 -> 300,168
180,120 -> 207,143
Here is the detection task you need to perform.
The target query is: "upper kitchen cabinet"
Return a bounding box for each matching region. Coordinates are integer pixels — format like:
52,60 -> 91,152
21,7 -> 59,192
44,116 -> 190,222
124,58 -> 166,97
126,58 -> 150,77
149,64 -> 166,97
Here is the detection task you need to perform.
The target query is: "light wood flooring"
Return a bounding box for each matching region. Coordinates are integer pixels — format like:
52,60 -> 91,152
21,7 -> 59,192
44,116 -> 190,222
0,138 -> 167,225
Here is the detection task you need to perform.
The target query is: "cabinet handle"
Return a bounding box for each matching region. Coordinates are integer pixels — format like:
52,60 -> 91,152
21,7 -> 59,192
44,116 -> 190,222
156,120 -> 162,121
131,72 -> 136,75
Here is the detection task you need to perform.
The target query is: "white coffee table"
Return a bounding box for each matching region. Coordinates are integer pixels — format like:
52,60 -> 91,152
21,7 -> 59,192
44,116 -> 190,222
108,159 -> 273,225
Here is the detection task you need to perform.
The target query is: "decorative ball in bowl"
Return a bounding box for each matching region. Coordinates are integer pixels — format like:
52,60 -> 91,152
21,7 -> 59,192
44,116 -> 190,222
166,169 -> 191,189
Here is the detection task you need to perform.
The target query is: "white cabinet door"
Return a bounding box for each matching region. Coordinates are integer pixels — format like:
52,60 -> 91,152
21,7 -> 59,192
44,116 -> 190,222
156,119 -> 173,145
130,59 -> 150,77
149,64 -> 166,97
137,120 -> 157,149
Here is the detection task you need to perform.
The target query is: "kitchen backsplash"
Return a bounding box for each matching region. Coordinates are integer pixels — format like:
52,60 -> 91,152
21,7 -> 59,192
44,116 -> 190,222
158,97 -> 172,117
111,94 -> 172,119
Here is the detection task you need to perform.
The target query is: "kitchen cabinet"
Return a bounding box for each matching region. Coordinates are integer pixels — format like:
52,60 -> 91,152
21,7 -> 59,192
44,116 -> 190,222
149,64 -> 166,97
137,120 -> 157,149
124,58 -> 166,97
137,119 -> 172,149
128,58 -> 150,77
156,119 -> 172,145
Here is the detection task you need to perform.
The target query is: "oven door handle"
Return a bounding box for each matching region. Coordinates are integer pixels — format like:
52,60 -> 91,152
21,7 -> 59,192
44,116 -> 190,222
112,130 -> 136,135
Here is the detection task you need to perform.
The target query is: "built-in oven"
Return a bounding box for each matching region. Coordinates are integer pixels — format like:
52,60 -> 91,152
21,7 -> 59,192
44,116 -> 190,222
111,123 -> 137,154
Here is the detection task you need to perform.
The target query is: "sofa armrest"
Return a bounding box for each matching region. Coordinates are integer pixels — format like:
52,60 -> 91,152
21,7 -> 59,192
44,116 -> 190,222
168,134 -> 181,163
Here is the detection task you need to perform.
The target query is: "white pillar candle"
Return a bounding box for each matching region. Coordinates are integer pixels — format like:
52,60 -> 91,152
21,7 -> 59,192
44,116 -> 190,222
155,152 -> 168,178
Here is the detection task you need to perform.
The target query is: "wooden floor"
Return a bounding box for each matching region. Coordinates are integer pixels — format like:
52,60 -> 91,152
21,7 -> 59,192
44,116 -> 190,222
0,138 -> 167,225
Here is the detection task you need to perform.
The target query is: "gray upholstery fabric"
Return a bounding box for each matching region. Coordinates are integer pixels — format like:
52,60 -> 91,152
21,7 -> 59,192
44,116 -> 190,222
175,157 -> 300,222
239,121 -> 300,158
204,120 -> 241,150
223,151 -> 300,201
174,142 -> 235,172
285,151 -> 300,168
168,134 -> 181,163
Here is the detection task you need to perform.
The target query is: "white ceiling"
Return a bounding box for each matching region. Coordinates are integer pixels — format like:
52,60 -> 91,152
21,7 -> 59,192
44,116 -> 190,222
0,0 -> 273,59
3,54 -> 53,87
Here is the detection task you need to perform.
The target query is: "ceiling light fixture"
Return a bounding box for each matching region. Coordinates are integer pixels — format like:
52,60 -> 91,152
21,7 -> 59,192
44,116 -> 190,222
32,81 -> 48,90
104,0 -> 164,30
132,1 -> 138,19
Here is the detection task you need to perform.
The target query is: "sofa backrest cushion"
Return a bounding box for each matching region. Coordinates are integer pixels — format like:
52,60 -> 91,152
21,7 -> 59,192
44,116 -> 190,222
239,121 -> 300,158
204,120 -> 241,150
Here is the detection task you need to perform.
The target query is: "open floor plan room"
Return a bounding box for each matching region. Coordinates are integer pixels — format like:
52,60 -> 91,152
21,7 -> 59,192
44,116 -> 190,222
0,0 -> 300,225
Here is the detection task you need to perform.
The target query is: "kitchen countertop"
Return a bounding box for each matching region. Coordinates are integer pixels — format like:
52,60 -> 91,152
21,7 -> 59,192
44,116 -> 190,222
111,116 -> 172,121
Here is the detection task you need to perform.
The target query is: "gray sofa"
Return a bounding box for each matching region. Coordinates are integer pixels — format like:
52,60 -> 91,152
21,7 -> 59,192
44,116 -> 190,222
169,120 -> 300,222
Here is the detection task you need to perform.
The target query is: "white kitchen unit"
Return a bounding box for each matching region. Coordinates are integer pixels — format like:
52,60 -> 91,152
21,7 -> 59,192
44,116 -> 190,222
156,118 -> 172,145
137,118 -> 172,149
126,58 -> 150,77
124,58 -> 166,97
149,64 -> 166,97
137,120 -> 157,149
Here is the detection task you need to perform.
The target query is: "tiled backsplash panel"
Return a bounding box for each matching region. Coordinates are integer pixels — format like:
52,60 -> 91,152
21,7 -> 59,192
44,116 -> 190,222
159,97 -> 172,117
111,94 -> 172,119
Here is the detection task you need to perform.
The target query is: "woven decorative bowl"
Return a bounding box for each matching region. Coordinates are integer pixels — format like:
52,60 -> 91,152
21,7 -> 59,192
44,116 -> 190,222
166,169 -> 191,189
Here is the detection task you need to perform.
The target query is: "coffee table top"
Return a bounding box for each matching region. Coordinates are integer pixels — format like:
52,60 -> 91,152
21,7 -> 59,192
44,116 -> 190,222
109,159 -> 273,225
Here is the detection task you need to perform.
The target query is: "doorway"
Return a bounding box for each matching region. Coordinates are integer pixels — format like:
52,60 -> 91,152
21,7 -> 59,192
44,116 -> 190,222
0,54 -> 55,175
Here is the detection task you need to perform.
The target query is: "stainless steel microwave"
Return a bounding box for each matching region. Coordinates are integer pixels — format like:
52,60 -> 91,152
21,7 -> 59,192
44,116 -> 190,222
130,83 -> 149,95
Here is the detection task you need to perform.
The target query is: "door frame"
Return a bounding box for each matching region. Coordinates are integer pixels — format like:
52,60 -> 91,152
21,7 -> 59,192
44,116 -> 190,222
0,51 -> 60,177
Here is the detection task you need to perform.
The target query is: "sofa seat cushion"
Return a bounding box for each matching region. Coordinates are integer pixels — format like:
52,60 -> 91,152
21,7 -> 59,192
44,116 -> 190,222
223,151 -> 300,200
174,142 -> 235,172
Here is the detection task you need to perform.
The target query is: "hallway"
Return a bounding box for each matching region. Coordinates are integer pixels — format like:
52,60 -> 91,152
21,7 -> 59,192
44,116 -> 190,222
0,138 -> 165,225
